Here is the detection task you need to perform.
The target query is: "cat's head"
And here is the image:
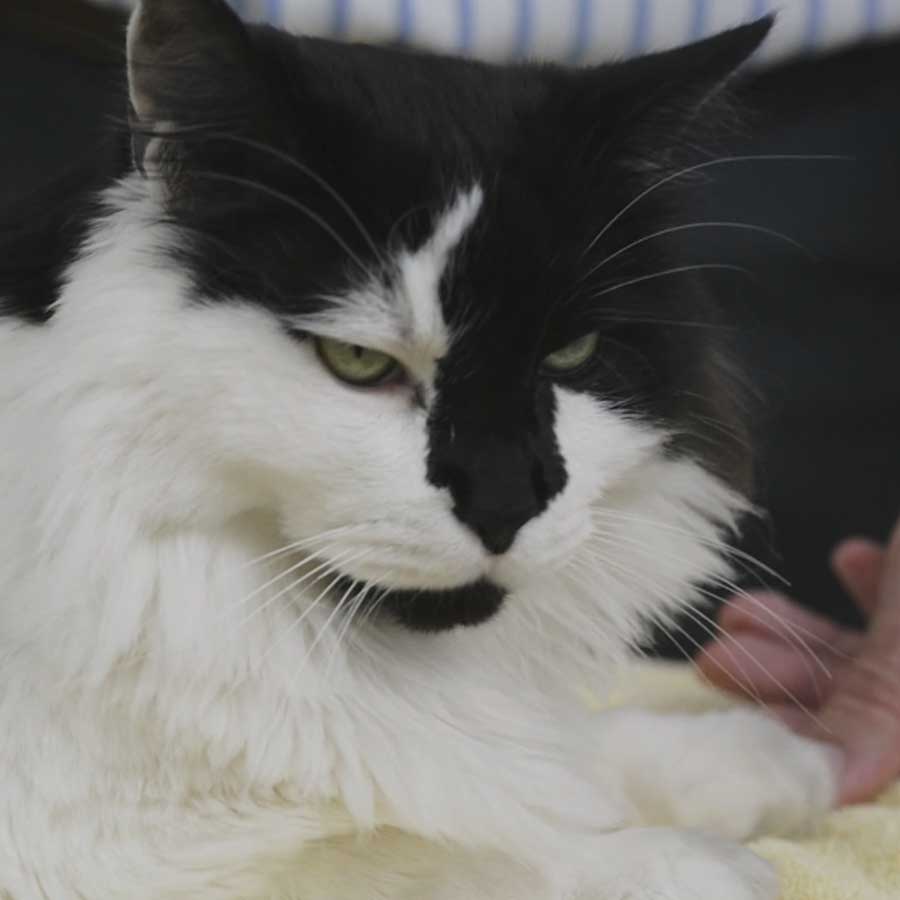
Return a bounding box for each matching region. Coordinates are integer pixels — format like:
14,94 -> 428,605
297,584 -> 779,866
54,0 -> 769,639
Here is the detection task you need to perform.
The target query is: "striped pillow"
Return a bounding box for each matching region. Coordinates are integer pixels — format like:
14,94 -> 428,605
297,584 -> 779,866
94,0 -> 900,65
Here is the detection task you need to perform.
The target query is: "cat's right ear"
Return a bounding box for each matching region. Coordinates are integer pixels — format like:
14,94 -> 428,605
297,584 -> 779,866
126,0 -> 253,174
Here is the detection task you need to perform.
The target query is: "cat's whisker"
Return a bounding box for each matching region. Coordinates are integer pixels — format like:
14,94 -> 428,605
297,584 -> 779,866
655,610 -> 755,698
590,506 -> 788,585
701,573 -> 833,682
324,579 -> 376,678
229,546 -> 368,637
584,314 -> 729,330
551,560 -> 636,660
678,413 -> 753,455
189,170 -> 370,275
585,521 -> 833,685
236,524 -> 364,572
581,524 -> 832,696
213,133 -> 384,264
570,542 -> 833,735
0,539 -> 367,688
353,584 -> 393,635
585,264 -> 756,305
677,603 -> 771,707
291,582 -> 359,682
581,154 -> 852,258
581,220 -> 814,285
257,555 -> 373,674
225,546 -> 347,627
717,593 -> 900,698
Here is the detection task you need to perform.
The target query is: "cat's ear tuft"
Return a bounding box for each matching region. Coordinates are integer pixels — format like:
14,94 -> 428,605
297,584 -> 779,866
557,17 -> 774,178
650,16 -> 774,96
127,0 -> 251,124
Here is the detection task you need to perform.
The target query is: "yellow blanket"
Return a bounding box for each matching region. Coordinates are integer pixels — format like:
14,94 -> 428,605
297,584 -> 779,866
607,663 -> 900,900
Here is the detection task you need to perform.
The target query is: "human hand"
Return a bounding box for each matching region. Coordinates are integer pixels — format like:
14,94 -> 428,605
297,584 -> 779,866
697,521 -> 900,805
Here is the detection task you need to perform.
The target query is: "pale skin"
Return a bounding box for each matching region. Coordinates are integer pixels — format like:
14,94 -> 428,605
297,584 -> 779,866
699,516 -> 900,804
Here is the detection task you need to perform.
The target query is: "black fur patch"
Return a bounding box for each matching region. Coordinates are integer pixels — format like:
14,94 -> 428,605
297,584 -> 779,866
0,132 -> 131,323
335,575 -> 506,633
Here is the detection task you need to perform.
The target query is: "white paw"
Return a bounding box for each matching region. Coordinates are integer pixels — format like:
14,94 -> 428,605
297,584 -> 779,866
635,833 -> 778,900
578,831 -> 778,900
657,709 -> 838,841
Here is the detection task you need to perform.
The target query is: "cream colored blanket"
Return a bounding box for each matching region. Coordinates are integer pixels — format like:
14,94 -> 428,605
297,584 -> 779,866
606,663 -> 900,900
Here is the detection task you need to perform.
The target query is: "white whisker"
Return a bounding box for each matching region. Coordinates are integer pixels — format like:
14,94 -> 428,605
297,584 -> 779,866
581,221 -> 814,285
228,545 -> 361,634
324,580 -> 375,678
236,524 -> 364,572
585,264 -> 754,305
591,506 -> 788,586
219,134 -> 384,263
259,553 -> 372,671
571,542 -> 832,735
581,154 -> 852,258
586,520 -> 832,685
191,171 -> 370,275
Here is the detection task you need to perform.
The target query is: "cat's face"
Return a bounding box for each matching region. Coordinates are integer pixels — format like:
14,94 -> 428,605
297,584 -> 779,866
91,0 -> 768,633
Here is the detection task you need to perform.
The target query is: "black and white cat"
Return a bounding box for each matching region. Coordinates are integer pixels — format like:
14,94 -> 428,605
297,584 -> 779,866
0,2 -> 838,897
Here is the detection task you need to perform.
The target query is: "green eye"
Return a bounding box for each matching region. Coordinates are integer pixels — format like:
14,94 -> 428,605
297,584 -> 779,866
316,338 -> 400,386
543,332 -> 599,373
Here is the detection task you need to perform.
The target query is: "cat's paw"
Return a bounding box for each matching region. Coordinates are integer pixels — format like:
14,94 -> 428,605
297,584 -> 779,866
655,709 -> 838,841
634,834 -> 778,900
598,707 -> 839,841
577,830 -> 778,900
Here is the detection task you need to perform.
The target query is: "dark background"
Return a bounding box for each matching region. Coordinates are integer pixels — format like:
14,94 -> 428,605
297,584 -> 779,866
4,0 -> 899,646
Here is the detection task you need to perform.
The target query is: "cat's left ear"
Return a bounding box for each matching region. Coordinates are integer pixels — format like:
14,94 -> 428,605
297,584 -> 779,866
126,0 -> 253,174
559,17 -> 774,169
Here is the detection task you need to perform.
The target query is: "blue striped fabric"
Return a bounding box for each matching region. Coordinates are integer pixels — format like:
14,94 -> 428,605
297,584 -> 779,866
457,0 -> 475,52
805,0 -> 826,48
865,0 -> 883,32
331,0 -> 351,38
631,0 -> 652,55
396,0 -> 414,42
570,0 -> 592,63
689,0 -> 708,42
265,0 -> 282,26
94,0 -> 900,66
513,0 -> 535,59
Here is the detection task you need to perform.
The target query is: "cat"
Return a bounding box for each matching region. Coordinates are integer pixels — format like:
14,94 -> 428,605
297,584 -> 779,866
0,1 -> 839,898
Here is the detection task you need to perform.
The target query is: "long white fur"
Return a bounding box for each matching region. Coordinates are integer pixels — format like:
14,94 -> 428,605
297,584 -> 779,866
0,167 -> 837,899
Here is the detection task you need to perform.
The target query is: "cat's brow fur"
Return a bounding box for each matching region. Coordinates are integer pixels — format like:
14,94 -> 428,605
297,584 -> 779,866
0,4 -> 837,899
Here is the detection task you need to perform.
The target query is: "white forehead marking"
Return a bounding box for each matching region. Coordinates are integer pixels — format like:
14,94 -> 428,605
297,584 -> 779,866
292,185 -> 483,391
395,185 -> 483,370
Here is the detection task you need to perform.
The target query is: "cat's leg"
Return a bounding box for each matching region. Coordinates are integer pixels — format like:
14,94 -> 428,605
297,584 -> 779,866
573,827 -> 779,900
591,707 -> 839,841
328,828 -> 778,900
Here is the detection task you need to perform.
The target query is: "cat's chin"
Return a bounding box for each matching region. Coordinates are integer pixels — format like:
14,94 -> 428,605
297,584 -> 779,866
333,576 -> 507,633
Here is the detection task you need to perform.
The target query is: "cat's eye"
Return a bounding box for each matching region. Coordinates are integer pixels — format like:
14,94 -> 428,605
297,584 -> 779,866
316,338 -> 401,386
542,332 -> 599,373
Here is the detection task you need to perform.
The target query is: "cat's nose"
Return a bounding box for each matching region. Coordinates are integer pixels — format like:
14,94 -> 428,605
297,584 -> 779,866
430,455 -> 543,555
463,505 -> 537,555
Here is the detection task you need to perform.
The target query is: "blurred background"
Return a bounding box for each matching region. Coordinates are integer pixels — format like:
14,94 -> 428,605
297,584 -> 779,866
4,0 -> 899,649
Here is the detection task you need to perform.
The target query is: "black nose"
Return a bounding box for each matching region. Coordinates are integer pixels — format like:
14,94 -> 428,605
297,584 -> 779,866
429,446 -> 546,556
463,505 -> 538,555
